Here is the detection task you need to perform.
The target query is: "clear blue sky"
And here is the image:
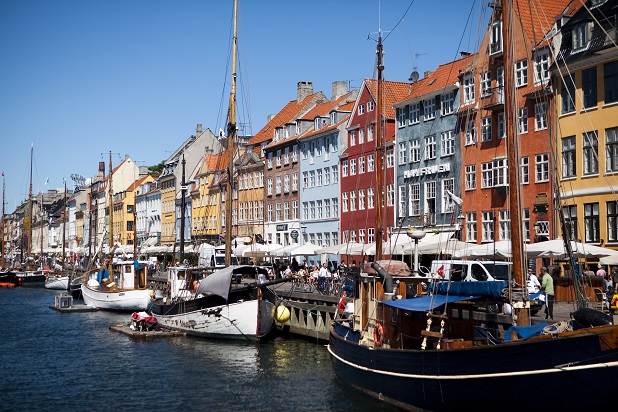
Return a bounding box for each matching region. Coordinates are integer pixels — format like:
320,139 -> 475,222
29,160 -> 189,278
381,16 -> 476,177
0,0 -> 487,212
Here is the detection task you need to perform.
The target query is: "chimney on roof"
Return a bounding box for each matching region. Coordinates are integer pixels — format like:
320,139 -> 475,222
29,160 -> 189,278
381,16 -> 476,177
139,166 -> 149,177
297,81 -> 314,103
125,154 -> 130,160
424,71 -> 433,78
267,114 -> 275,122
99,162 -> 105,174
332,81 -> 347,100
196,124 -> 202,134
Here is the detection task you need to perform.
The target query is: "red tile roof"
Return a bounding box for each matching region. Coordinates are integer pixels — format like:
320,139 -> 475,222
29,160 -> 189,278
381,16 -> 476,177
364,79 -> 412,119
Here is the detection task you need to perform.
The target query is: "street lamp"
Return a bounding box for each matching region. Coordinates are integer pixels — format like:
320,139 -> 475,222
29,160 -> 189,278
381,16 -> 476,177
406,229 -> 426,275
456,212 -> 465,241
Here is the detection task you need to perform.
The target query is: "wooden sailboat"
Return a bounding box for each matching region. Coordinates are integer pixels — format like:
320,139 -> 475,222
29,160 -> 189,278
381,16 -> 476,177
328,3 -> 618,410
45,179 -> 71,290
80,152 -> 153,311
151,0 -> 292,340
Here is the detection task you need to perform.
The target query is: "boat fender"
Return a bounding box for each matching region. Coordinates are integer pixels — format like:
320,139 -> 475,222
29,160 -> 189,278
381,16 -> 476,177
374,323 -> 384,347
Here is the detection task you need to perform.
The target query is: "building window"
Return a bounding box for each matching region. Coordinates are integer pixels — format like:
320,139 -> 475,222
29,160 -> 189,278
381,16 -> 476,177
499,210 -> 510,241
562,77 -> 576,114
481,117 -> 492,142
562,136 -> 576,178
350,158 -> 356,175
398,186 -> 405,218
358,157 -> 365,174
533,49 -> 550,86
358,104 -> 364,115
342,192 -> 348,213
367,125 -> 374,141
368,228 -> 375,244
584,203 -> 599,242
466,211 -> 477,242
349,191 -> 356,211
367,154 -> 374,172
523,208 -> 531,241
494,158 -> 508,187
563,205 -> 578,241
386,148 -> 394,168
349,130 -> 356,147
535,153 -> 549,182
481,71 -> 491,97
572,22 -> 590,51
332,165 -> 339,183
267,204 -> 273,222
497,112 -> 505,138
441,92 -> 454,115
515,59 -> 528,87
481,161 -> 493,188
463,73 -> 475,104
359,189 -> 365,210
424,135 -> 436,160
465,164 -> 476,190
409,103 -> 420,124
535,102 -> 547,131
465,120 -> 477,145
398,107 -> 406,127
398,142 -> 408,165
582,67 -> 597,108
518,107 -> 528,134
583,132 -> 599,175
359,129 -> 365,145
410,140 -> 420,162
606,127 -> 618,172
332,198 -> 339,217
490,20 -> 502,54
267,178 -> 273,196
341,160 -> 348,177
276,203 -> 282,221
442,179 -> 454,213
423,97 -> 436,120
605,61 -> 618,104
275,176 -> 282,194
368,187 -> 374,209
608,201 -> 618,242
425,181 -> 436,225
441,131 -> 455,156
409,183 -> 420,216
284,174 -> 290,193
521,156 -> 529,184
367,101 -> 374,111
482,211 -> 494,242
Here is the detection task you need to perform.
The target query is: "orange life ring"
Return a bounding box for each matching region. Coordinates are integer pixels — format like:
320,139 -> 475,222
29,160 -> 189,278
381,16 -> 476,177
373,322 -> 384,347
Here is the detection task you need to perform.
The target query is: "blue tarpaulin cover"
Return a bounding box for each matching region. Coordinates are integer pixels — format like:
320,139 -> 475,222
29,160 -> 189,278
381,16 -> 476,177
384,294 -> 481,311
503,322 -> 548,340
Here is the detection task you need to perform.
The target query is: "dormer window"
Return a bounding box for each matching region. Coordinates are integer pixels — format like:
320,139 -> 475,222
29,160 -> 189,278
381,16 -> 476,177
490,20 -> 503,54
572,22 -> 590,52
330,112 -> 336,124
367,101 -> 374,111
274,129 -> 280,142
358,104 -> 365,115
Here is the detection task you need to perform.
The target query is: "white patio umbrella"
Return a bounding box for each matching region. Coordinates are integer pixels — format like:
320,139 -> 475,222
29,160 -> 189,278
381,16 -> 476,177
453,240 -> 512,259
526,239 -> 616,259
289,242 -> 322,256
365,235 -> 414,256
274,243 -> 300,257
316,241 -> 367,255
242,243 -> 284,258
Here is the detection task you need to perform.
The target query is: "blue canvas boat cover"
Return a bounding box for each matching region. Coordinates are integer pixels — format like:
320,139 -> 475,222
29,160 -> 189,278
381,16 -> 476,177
383,294 -> 481,312
503,322 -> 548,340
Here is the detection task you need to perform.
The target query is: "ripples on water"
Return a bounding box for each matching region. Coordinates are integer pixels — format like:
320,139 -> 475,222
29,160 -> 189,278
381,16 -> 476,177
0,288 -> 396,412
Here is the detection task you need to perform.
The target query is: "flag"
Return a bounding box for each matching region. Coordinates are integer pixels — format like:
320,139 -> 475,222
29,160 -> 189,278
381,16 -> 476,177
437,265 -> 445,277
218,128 -> 225,139
337,291 -> 346,312
446,190 -> 463,206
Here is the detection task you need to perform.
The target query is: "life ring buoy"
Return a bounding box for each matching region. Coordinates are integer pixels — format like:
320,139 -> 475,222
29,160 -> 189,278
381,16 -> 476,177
373,322 -> 384,347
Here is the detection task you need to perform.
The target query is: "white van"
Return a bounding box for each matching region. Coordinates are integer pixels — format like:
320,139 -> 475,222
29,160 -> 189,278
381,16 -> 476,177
198,245 -> 238,268
430,260 -> 511,282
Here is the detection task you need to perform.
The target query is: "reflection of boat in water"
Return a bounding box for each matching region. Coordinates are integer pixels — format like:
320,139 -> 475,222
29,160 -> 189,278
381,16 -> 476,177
45,275 -> 69,290
152,265 -> 289,341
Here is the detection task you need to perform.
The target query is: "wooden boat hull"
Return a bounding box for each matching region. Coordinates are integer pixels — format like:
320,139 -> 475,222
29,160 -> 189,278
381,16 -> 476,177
45,276 -> 69,290
152,289 -> 276,341
329,323 -> 618,411
13,271 -> 46,287
81,284 -> 152,311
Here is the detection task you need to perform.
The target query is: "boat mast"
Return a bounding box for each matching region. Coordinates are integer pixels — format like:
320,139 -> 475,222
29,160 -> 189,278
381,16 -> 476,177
374,33 -> 384,261
503,0 -> 528,326
108,151 -> 113,271
62,178 -> 66,266
39,193 -> 44,265
224,0 -> 238,267
1,173 -> 5,270
179,154 -> 186,265
27,144 -> 33,260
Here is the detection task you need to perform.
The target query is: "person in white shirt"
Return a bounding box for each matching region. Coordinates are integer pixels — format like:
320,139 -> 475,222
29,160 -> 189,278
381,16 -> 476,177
527,267 -> 541,294
318,263 -> 330,292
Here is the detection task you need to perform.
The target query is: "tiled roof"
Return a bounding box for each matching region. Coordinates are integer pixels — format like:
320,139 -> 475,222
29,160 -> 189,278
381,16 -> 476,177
514,0 -> 575,47
403,54 -> 477,100
364,79 -> 412,119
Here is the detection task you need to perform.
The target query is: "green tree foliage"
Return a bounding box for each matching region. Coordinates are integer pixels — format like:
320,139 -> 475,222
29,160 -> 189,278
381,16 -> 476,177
148,160 -> 165,177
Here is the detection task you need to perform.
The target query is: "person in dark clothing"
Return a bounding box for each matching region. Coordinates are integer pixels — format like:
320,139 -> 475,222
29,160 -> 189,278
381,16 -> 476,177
291,257 -> 299,272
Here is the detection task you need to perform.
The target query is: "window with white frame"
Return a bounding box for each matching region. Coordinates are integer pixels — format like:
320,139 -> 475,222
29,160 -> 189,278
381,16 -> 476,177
350,158 -> 356,175
267,178 -> 273,195
441,131 -> 455,156
323,168 -> 330,185
498,112 -> 505,138
423,97 -> 436,120
309,201 -> 315,220
341,160 -> 348,177
368,187 -> 375,209
518,107 -> 528,134
465,120 -> 477,145
316,169 -> 322,187
398,107 -> 406,127
424,135 -> 436,160
409,103 -> 420,124
368,154 -> 375,171
284,202 -> 290,220
482,161 -> 493,188
535,102 -> 547,130
284,174 -> 290,193
358,156 -> 365,174
309,142 -> 315,164
398,186 -> 405,218
342,192 -> 348,212
482,211 -> 494,242
534,49 -> 550,86
425,181 -> 436,224
482,117 -> 492,142
316,200 -> 322,219
332,198 -> 338,217
606,127 -> 618,172
494,158 -> 508,187
358,104 -> 364,115
481,71 -> 491,96
275,176 -> 282,194
359,229 -> 366,244
441,92 -> 454,115
515,59 -> 528,87
463,72 -> 475,104
466,211 -> 477,242
535,153 -> 549,182
465,164 -> 476,190
398,142 -> 408,164
359,129 -> 365,144
410,140 -> 420,162
367,125 -> 374,141
367,101 -> 374,111
442,179 -> 455,213
409,183 -> 420,216
332,165 -> 339,183
276,149 -> 282,167
316,138 -> 322,156
572,22 -> 590,52
267,204 -> 273,222
521,156 -> 529,184
583,131 -> 599,175
292,173 -> 298,191
387,148 -> 394,167
292,144 -> 298,162
523,208 -> 530,241
268,152 -> 273,169
387,184 -> 395,206
350,130 -> 356,146
350,191 -> 356,211
359,189 -> 365,210
562,136 -> 576,178
367,228 -> 374,243
499,210 -> 511,240
284,147 -> 290,164
302,172 -> 308,189
324,199 -> 331,218
490,20 -> 503,54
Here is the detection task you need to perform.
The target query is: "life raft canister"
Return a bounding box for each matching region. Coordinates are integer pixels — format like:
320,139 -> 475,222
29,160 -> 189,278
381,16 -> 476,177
374,322 -> 384,347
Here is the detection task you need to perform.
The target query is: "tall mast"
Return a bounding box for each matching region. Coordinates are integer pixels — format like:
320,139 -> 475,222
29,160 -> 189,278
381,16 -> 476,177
27,144 -> 33,259
374,33 -> 384,261
225,0 -> 238,267
179,155 -> 186,265
39,193 -> 44,263
108,152 -> 114,259
1,173 -> 5,270
133,179 -> 138,261
62,178 -> 67,266
503,0 -> 528,326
